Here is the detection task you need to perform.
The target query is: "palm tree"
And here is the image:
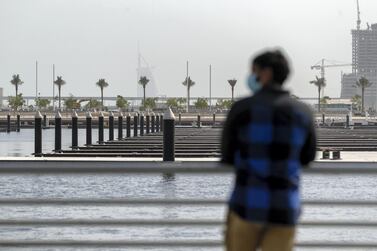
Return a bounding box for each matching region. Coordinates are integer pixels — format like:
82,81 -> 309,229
355,76 -> 372,113
310,76 -> 326,112
320,96 -> 331,104
182,77 -> 195,112
138,76 -> 150,108
54,76 -> 66,110
228,79 -> 237,102
10,74 -> 23,97
351,94 -> 362,112
96,78 -> 109,110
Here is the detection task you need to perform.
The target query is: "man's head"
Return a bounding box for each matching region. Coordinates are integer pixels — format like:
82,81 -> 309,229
251,50 -> 290,87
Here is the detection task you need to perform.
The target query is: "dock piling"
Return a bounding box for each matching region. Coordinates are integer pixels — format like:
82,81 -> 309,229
140,113 -> 144,136
160,114 -> 164,132
98,112 -> 104,144
43,114 -> 47,128
197,114 -> 201,128
178,113 -> 181,125
126,113 -> 131,138
133,113 -> 138,137
146,112 -> 150,134
54,111 -> 62,152
86,111 -> 92,145
72,111 -> 78,149
163,108 -> 175,161
151,113 -> 155,133
16,113 -> 20,132
109,111 -> 114,141
34,111 -> 42,157
6,113 -> 10,133
118,112 -> 123,140
213,113 -> 216,125
156,114 -> 160,132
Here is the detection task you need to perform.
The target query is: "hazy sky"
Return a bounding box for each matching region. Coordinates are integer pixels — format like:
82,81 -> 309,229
0,0 -> 376,99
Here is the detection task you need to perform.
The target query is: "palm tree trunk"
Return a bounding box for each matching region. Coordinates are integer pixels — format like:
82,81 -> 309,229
101,88 -> 104,110
143,86 -> 146,109
58,85 -> 61,111
318,87 -> 321,112
15,85 -> 18,97
361,87 -> 364,113
187,86 -> 190,113
231,86 -> 234,102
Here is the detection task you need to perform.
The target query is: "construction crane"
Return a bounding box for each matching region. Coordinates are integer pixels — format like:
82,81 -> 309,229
311,59 -> 352,95
357,0 -> 361,31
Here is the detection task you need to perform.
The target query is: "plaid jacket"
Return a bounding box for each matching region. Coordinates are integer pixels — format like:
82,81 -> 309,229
221,84 -> 316,225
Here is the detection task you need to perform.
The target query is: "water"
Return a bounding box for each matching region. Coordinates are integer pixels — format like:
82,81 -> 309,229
0,130 -> 377,250
0,128 -> 110,157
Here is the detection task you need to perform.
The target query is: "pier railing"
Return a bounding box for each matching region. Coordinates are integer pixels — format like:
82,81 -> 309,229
0,160 -> 376,249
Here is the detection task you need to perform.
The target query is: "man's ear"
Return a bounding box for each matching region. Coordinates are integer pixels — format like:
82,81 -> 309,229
265,68 -> 274,83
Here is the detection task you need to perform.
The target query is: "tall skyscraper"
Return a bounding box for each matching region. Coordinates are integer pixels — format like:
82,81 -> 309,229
136,46 -> 158,100
341,23 -> 377,108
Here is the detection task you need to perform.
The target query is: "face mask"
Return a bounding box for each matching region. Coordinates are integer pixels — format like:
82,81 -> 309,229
247,74 -> 262,94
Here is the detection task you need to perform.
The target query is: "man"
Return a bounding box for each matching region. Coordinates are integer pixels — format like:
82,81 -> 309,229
221,50 -> 316,251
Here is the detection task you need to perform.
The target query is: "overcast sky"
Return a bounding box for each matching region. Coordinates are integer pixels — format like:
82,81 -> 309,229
0,0 -> 376,99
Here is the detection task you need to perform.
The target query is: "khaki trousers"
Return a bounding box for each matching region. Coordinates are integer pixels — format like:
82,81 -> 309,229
225,210 -> 295,251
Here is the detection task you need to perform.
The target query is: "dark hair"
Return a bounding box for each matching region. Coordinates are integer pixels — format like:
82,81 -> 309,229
252,50 -> 290,84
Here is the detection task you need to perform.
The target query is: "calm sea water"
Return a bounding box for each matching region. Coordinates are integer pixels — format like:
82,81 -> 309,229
0,130 -> 376,250
0,128 -> 108,157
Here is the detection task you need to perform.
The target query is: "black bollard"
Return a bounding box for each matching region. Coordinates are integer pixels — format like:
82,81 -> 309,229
72,111 -> 78,149
140,113 -> 144,136
197,114 -> 201,128
151,113 -> 155,133
163,108 -> 175,161
118,112 -> 123,140
109,111 -> 114,141
86,111 -> 92,145
6,113 -> 10,133
34,111 -> 43,157
156,114 -> 160,132
16,113 -> 21,132
322,149 -> 330,159
178,112 -> 182,125
54,111 -> 62,152
322,113 -> 325,125
126,113 -> 131,138
43,114 -> 47,128
98,112 -> 104,144
133,113 -> 138,137
213,113 -> 216,126
118,111 -> 123,140
346,115 -> 350,128
332,150 -> 341,160
160,114 -> 164,132
146,112 -> 150,134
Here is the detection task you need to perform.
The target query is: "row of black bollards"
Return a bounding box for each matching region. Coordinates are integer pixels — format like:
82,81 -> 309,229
34,111 -> 166,156
5,113 -> 21,133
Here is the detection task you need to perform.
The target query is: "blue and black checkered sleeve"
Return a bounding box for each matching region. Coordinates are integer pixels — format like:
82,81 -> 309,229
300,115 -> 317,165
221,104 -> 239,165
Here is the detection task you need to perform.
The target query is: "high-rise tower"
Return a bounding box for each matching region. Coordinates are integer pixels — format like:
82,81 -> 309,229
136,44 -> 158,99
341,1 -> 377,109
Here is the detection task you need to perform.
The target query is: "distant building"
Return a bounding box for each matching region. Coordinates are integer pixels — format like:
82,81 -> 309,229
314,99 -> 353,114
341,23 -> 377,108
341,73 -> 358,99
